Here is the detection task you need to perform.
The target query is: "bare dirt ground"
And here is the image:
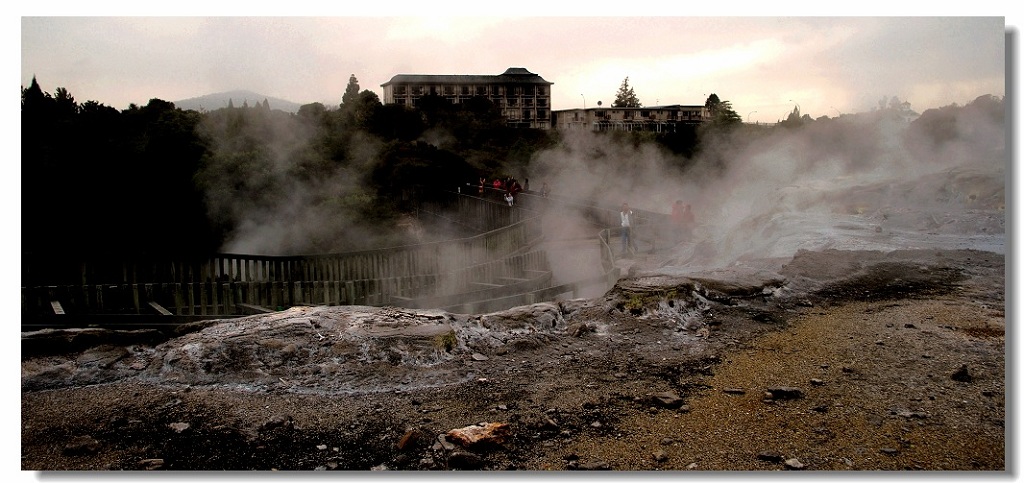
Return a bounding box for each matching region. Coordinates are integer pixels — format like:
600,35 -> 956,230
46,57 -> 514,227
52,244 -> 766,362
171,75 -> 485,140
20,247 -> 1005,473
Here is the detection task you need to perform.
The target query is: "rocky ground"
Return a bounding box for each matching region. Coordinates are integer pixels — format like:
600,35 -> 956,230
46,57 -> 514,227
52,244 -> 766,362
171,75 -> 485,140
20,247 -> 1005,473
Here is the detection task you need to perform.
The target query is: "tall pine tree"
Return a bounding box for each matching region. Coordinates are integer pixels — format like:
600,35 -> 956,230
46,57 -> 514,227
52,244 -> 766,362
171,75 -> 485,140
342,74 -> 360,106
613,77 -> 642,108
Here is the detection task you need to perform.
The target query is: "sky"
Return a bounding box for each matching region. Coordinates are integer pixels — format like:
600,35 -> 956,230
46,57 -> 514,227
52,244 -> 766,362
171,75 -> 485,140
17,7 -> 1011,123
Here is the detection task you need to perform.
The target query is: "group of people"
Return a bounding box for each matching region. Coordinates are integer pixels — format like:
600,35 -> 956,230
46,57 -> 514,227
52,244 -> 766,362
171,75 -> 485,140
670,199 -> 696,243
478,176 -> 539,206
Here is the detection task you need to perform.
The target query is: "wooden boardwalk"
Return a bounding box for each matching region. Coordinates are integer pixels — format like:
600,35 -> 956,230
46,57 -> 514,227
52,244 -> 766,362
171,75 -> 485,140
22,190 -> 666,329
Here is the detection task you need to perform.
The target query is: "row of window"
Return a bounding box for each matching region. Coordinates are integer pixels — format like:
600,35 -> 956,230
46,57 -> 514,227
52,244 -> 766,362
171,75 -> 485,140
393,96 -> 549,108
392,84 -> 548,97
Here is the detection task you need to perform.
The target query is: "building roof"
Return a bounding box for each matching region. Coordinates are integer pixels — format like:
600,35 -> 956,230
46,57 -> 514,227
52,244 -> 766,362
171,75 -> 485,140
382,67 -> 553,87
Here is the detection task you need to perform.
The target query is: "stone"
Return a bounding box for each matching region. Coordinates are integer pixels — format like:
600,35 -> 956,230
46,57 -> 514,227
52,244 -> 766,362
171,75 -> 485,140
446,422 -> 511,448
577,460 -> 611,470
649,391 -> 685,409
63,435 -> 101,456
765,386 -> 804,400
951,364 -> 973,382
137,458 -> 165,470
447,450 -> 485,470
784,458 -> 805,470
757,451 -> 784,463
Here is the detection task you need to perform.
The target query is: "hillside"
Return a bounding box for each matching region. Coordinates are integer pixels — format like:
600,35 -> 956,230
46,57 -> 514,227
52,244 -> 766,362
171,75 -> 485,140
173,90 -> 304,113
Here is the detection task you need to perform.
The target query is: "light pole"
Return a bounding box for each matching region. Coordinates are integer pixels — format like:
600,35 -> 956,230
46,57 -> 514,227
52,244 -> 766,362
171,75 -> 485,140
581,94 -> 586,110
748,111 -> 757,123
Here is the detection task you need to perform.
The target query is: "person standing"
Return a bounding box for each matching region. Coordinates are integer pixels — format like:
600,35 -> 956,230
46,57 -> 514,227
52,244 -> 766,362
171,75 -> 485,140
620,203 -> 635,256
671,200 -> 685,245
681,204 -> 696,242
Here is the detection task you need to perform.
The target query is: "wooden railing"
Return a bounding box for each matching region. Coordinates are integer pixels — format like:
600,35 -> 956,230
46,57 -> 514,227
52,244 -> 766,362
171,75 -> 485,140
22,187 -> 669,324
22,215 -> 543,318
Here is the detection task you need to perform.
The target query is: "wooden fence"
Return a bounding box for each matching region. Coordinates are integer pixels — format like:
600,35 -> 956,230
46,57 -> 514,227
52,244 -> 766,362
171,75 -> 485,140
22,214 -> 543,318
22,188 -> 670,323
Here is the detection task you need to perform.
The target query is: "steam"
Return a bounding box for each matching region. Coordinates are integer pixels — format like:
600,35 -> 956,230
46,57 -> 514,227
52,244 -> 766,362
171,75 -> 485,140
195,95 -> 1005,277
529,98 -> 1005,271
196,111 -> 402,256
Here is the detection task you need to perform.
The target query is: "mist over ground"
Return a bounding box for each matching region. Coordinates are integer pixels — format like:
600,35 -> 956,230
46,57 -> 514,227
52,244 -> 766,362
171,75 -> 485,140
193,95 -> 1004,269
529,95 -> 1005,271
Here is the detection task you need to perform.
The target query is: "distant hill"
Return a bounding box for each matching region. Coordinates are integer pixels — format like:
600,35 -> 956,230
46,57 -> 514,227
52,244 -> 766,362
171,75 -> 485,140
173,90 -> 305,113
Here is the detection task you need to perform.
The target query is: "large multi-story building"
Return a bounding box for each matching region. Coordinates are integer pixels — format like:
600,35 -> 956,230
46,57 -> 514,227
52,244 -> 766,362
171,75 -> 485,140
551,105 -> 710,132
380,67 -> 554,129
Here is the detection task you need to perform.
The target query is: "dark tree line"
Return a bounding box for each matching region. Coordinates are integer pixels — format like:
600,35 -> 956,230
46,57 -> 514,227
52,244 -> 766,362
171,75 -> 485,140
21,76 -> 560,259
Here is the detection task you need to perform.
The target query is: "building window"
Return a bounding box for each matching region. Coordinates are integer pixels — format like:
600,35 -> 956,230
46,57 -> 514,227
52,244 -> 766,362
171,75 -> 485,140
412,86 -> 423,96
523,85 -> 534,96
537,98 -> 547,107
537,86 -> 546,96
476,86 -> 486,96
395,86 -> 406,95
444,85 -> 455,96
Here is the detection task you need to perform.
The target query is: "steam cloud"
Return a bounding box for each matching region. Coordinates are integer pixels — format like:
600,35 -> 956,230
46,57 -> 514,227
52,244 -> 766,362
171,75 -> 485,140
529,98 -> 1005,271
196,96 -> 1005,280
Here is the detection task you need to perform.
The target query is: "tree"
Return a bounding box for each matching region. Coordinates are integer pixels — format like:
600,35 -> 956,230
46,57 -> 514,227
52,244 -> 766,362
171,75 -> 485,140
711,99 -> 743,125
704,94 -> 722,117
342,74 -> 361,106
613,77 -> 642,108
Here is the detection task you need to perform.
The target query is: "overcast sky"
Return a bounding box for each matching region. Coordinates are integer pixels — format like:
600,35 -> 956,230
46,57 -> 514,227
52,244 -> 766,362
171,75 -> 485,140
18,7 -> 1010,122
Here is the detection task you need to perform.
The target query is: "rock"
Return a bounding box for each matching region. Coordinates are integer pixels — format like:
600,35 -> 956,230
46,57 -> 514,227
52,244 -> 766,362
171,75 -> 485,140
260,415 -> 294,431
723,388 -> 746,395
895,409 -> 929,419
577,460 -> 611,470
479,303 -> 564,331
168,422 -> 190,433
446,422 -> 510,448
63,435 -> 101,456
757,451 -> 784,463
397,429 -> 429,451
951,364 -> 973,382
137,458 -> 165,470
880,447 -> 899,455
784,458 -> 805,470
649,391 -> 684,409
447,450 -> 486,470
810,378 -> 825,386
653,450 -> 669,462
471,353 -> 490,361
568,322 -> 594,337
765,386 -> 804,400
434,434 -> 456,452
